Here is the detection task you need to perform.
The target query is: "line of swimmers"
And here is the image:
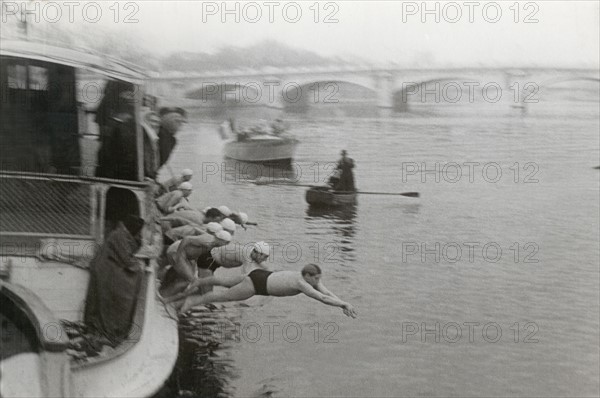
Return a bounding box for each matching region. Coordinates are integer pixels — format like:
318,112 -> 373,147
154,169 -> 356,318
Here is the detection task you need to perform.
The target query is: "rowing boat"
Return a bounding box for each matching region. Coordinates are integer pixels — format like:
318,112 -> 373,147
305,186 -> 357,207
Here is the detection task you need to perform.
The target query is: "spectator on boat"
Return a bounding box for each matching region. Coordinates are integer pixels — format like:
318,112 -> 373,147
156,182 -> 193,214
176,263 -> 357,318
157,168 -> 193,196
159,230 -> 232,298
96,91 -> 138,181
142,110 -> 161,180
84,215 -> 145,347
158,107 -> 187,167
334,150 -> 356,192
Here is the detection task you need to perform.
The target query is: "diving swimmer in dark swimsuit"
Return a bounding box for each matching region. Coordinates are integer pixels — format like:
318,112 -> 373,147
176,264 -> 357,318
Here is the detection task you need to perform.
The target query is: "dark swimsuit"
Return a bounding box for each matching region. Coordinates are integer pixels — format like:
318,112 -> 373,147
196,251 -> 220,272
248,269 -> 272,296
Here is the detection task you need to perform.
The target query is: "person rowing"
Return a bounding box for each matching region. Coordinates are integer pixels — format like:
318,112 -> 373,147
176,263 -> 357,318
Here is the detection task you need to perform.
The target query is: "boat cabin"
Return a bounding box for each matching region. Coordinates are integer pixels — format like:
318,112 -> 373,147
0,40 -> 177,397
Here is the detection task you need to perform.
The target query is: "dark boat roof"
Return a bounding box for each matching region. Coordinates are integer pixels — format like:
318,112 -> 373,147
0,40 -> 149,83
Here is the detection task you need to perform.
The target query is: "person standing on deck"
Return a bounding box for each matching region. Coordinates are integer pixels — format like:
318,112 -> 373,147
334,150 -> 356,192
158,107 -> 187,167
141,110 -> 161,180
96,91 -> 137,181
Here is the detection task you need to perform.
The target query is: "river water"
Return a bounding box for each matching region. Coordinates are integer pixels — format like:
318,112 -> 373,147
158,83 -> 599,397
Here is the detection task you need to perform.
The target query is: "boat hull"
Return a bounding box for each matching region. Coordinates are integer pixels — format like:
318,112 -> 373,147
306,187 -> 357,207
223,137 -> 299,163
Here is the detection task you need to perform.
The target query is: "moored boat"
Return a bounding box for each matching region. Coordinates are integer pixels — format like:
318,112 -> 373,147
305,186 -> 358,207
0,40 -> 178,397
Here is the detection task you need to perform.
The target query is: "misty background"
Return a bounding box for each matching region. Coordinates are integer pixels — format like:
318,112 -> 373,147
1,1 -> 598,72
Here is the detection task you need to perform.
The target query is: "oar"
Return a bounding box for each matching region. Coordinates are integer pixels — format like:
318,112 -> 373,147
357,191 -> 419,197
254,181 -> 419,198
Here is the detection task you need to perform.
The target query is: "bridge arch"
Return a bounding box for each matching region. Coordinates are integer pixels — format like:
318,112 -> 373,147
282,80 -> 377,114
392,76 -> 480,112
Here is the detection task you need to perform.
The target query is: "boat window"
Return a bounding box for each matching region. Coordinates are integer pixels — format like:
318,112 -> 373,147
0,56 -> 79,175
6,64 -> 26,88
28,65 -> 48,90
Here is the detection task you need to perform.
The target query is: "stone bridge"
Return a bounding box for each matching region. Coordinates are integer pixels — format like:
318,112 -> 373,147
147,66 -> 600,113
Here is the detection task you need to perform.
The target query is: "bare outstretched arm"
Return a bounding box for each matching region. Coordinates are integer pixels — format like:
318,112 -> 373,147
298,281 -> 357,318
316,281 -> 342,301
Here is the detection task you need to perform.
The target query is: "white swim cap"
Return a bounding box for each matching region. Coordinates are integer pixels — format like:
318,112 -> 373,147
178,182 -> 193,190
206,222 -> 223,234
215,230 -> 232,242
220,218 -> 236,233
253,241 -> 270,255
182,168 -> 193,176
239,212 -> 248,224
217,205 -> 232,217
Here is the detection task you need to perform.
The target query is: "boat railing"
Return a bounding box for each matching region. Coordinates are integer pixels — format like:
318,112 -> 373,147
0,171 -> 151,240
0,172 -> 96,238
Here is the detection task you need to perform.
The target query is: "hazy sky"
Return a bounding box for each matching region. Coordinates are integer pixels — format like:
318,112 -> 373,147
5,1 -> 600,67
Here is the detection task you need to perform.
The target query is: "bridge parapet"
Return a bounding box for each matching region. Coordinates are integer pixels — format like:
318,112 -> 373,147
150,67 -> 599,113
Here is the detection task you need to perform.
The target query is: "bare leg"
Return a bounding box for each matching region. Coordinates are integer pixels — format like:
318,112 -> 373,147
164,273 -> 246,303
180,278 -> 255,313
195,273 -> 245,289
